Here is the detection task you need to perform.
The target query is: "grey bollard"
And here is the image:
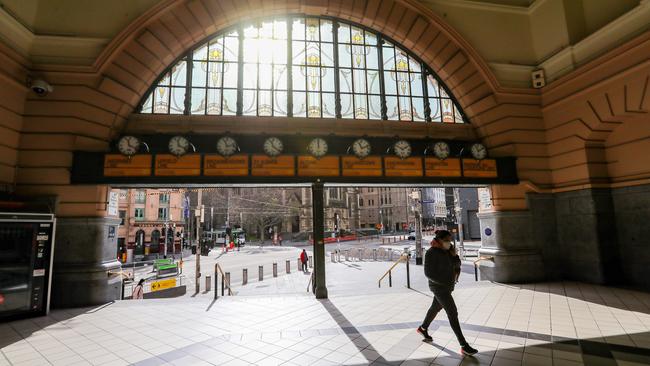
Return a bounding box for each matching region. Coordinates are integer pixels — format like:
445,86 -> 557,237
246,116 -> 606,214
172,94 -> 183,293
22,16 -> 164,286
273,263 -> 278,277
286,260 -> 291,274
358,249 -> 363,261
225,272 -> 230,292
243,268 -> 248,285
373,248 -> 377,261
309,256 -> 313,268
345,250 -> 349,261
297,258 -> 301,270
259,266 -> 263,281
206,275 -> 212,291
331,252 -> 336,263
389,251 -> 393,261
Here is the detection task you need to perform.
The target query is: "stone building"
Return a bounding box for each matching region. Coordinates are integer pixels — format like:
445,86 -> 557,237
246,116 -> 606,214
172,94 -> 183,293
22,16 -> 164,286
358,187 -> 416,232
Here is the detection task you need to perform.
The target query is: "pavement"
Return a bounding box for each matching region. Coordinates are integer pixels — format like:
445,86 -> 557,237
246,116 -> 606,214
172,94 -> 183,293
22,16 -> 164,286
3,253 -> 650,365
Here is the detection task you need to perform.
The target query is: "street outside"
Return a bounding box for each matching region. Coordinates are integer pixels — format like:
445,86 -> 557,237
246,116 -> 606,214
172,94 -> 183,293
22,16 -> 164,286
123,235 -> 483,297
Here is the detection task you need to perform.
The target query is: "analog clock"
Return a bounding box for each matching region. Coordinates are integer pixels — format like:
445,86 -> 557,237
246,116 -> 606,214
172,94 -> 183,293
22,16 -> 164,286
307,137 -> 328,159
263,137 -> 284,157
351,138 -> 371,159
216,136 -> 238,157
470,143 -> 488,160
432,141 -> 450,160
168,135 -> 190,157
393,140 -> 412,159
117,135 -> 140,156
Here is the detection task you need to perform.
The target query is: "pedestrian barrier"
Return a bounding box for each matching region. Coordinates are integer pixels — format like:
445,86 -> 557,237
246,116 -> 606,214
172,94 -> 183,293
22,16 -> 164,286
213,263 -> 232,299
473,256 -> 494,281
378,252 -> 411,289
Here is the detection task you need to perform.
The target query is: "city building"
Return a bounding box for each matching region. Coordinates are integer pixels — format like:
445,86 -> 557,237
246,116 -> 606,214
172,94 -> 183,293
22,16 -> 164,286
117,189 -> 185,261
358,187 -> 416,232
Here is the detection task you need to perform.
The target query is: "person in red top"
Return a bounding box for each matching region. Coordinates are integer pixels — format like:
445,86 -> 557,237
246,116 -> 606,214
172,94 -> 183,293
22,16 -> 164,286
300,249 -> 308,272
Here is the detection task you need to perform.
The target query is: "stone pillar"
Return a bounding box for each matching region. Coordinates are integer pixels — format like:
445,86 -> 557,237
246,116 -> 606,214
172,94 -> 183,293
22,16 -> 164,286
477,211 -> 545,283
51,217 -> 122,307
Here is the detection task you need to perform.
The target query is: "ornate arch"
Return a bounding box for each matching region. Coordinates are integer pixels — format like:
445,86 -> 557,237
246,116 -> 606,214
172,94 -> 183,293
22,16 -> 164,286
93,0 -> 499,133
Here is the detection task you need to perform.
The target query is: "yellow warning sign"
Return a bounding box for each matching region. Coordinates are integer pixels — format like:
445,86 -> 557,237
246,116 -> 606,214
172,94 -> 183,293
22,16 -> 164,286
150,278 -> 176,292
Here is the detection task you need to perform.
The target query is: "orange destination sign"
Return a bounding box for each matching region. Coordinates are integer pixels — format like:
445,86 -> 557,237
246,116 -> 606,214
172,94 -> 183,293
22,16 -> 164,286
424,158 -> 461,177
298,156 -> 339,176
384,157 -> 423,177
204,155 -> 248,176
341,156 -> 382,177
462,159 -> 498,178
251,155 -> 295,176
155,154 -> 201,176
104,154 -> 151,176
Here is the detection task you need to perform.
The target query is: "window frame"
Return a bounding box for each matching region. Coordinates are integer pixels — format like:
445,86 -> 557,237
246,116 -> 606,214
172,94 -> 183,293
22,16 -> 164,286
136,15 -> 467,124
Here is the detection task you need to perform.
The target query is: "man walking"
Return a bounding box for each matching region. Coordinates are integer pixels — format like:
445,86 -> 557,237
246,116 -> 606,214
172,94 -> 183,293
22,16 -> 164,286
417,230 -> 478,356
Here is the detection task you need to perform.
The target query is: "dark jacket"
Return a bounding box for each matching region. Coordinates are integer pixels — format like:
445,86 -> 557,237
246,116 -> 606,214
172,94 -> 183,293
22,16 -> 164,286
424,244 -> 461,290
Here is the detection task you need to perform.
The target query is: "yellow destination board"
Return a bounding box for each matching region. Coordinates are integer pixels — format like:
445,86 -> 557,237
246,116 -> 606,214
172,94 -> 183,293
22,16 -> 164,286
204,155 -> 249,176
104,154 -> 152,176
298,156 -> 339,176
341,156 -> 383,177
155,154 -> 201,176
384,157 -> 423,177
150,278 -> 176,292
424,158 -> 462,177
251,155 -> 295,176
462,159 -> 498,178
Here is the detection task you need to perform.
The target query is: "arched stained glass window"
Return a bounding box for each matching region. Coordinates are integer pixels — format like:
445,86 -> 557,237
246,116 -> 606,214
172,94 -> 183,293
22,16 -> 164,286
139,16 -> 466,123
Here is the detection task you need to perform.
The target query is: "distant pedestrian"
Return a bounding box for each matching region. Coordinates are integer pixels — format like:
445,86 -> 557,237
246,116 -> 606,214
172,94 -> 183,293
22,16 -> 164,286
133,279 -> 145,300
278,235 -> 283,246
417,230 -> 478,356
300,249 -> 308,272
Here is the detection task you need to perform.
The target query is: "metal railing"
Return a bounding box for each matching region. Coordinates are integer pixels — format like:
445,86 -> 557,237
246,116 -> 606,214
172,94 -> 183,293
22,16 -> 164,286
214,263 -> 233,299
378,253 -> 411,289
473,256 -> 494,281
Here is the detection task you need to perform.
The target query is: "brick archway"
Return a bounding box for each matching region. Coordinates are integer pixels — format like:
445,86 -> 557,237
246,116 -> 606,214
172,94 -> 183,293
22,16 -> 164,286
94,0 -> 499,137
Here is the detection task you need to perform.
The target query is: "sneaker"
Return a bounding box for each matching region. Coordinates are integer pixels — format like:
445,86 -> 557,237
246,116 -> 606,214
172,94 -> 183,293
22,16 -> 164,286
416,326 -> 433,342
461,344 -> 478,356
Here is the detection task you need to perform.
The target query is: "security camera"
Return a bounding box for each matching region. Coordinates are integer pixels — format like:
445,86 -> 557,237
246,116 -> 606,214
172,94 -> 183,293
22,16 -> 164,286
29,79 -> 53,96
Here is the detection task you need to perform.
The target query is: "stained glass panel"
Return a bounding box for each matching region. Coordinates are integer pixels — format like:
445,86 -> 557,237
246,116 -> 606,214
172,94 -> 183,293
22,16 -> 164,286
206,89 -> 221,115
138,16 -> 466,124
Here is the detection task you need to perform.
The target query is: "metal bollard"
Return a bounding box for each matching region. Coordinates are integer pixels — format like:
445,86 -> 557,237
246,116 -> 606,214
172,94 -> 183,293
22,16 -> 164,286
297,259 -> 301,270
331,252 -> 336,263
358,249 -> 362,261
243,268 -> 248,285
382,238 -> 385,244
345,250 -> 349,261
206,275 -> 212,291
259,266 -> 263,281
273,263 -> 278,277
309,256 -> 313,268
286,260 -> 291,274
373,248 -> 377,261
225,272 -> 231,294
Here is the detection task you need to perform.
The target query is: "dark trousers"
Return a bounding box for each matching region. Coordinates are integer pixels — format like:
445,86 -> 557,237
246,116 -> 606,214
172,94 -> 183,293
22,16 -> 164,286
421,286 -> 467,346
301,261 -> 308,271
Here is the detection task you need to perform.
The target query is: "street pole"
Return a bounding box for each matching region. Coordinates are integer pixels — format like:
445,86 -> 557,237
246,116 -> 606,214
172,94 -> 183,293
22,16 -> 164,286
454,188 -> 465,259
311,182 -> 328,299
415,188 -> 423,265
195,189 -> 202,294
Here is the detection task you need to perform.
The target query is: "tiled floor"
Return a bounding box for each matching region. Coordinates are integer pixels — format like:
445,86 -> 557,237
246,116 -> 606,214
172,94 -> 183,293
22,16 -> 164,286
2,260 -> 650,365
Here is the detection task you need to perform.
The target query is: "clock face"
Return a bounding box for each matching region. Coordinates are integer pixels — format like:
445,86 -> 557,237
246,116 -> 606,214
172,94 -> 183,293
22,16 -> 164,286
352,138 -> 371,159
433,141 -> 450,160
307,138 -> 328,158
168,136 -> 190,157
470,143 -> 488,160
263,137 -> 284,157
117,135 -> 140,156
216,136 -> 238,157
393,140 -> 412,159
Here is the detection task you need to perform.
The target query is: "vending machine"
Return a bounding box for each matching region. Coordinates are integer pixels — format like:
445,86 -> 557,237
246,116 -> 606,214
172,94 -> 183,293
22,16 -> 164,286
0,211 -> 56,320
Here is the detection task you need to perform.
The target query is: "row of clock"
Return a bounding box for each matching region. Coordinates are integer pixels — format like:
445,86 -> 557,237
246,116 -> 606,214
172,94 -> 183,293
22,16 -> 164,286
116,135 -> 489,160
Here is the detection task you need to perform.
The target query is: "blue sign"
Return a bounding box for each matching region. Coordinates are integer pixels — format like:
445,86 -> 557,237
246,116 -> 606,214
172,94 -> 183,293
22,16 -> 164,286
484,228 -> 492,236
